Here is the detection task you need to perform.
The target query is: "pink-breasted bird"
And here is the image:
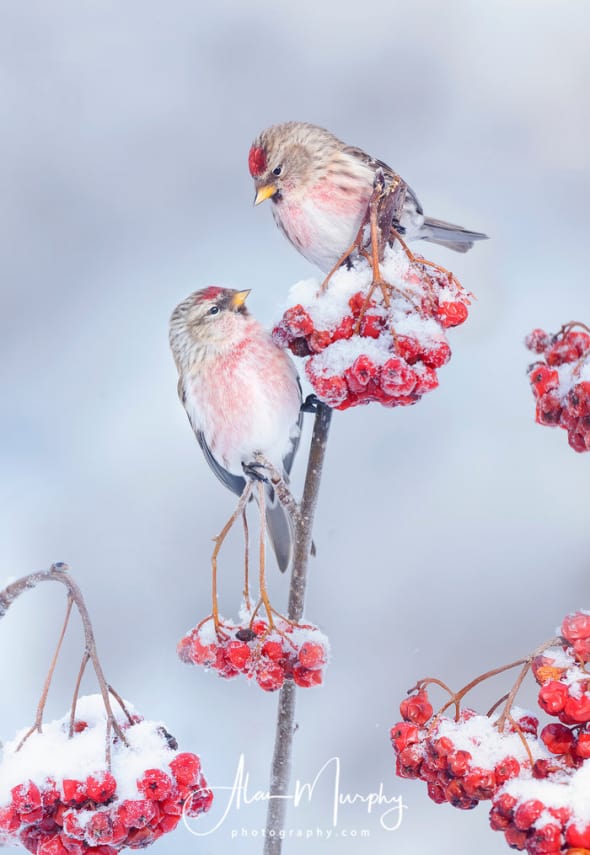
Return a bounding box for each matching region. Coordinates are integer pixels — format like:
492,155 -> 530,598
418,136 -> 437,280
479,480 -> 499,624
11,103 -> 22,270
249,121 -> 488,273
169,286 -> 302,572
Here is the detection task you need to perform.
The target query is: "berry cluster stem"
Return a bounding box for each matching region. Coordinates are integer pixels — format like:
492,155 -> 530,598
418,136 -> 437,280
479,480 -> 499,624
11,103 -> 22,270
0,563 -> 128,758
263,402 -> 332,855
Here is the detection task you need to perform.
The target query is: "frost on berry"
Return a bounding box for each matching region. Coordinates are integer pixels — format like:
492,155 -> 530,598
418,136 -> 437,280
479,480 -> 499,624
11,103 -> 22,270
525,323 -> 590,452
272,247 -> 471,410
0,695 -> 212,853
178,615 -> 330,692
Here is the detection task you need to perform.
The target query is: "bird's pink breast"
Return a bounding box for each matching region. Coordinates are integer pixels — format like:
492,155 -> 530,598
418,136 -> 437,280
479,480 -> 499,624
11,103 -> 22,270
273,179 -> 370,272
189,330 -> 300,476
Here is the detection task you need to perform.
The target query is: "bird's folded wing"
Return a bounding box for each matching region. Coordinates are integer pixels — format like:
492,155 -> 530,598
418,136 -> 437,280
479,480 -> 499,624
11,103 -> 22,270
196,429 -> 246,497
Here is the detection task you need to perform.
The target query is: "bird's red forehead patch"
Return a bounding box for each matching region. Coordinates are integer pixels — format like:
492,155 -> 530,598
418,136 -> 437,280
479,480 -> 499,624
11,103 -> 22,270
199,286 -> 224,302
248,145 -> 267,177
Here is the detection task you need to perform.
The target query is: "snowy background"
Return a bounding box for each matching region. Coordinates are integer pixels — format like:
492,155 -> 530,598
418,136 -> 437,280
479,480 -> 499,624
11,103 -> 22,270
1,1 -> 589,853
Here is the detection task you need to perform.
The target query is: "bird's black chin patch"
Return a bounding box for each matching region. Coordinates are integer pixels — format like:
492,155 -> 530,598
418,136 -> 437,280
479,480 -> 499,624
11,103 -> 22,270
271,190 -> 282,204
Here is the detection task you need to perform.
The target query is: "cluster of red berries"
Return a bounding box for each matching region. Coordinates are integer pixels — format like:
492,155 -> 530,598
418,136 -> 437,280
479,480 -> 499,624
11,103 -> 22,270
0,712 -> 211,855
392,611 -> 590,854
177,617 -> 328,692
272,253 -> 471,410
526,324 -> 590,452
392,693 -> 541,811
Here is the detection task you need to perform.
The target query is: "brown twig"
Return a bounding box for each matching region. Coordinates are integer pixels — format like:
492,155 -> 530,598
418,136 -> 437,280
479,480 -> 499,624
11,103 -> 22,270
263,402 -> 332,855
16,596 -> 74,750
0,563 -> 128,759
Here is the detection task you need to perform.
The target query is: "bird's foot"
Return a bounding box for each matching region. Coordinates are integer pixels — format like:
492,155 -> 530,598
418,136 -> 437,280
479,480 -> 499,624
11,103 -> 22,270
300,393 -> 321,414
242,460 -> 270,483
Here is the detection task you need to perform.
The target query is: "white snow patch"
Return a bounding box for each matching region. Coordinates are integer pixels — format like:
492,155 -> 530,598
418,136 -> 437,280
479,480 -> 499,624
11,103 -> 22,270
0,694 -> 178,805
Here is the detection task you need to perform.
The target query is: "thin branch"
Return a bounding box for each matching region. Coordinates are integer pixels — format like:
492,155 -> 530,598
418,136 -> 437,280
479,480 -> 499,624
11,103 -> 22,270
263,402 -> 332,855
16,596 -> 74,750
0,563 -> 128,756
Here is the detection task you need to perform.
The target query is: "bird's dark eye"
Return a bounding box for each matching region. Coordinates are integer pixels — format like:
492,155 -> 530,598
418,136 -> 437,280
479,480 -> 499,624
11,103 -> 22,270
208,305 -> 220,316
272,165 -> 282,176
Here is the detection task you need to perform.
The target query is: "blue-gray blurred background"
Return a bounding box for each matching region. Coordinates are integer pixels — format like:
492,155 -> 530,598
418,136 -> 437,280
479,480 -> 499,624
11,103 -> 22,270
1,1 -> 589,852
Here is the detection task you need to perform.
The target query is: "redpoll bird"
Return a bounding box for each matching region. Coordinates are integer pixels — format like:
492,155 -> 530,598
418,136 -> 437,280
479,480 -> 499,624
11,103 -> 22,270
249,121 -> 488,273
169,286 -> 302,572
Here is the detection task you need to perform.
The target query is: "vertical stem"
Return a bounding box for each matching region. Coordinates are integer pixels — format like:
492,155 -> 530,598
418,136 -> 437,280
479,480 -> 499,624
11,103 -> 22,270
263,403 -> 332,855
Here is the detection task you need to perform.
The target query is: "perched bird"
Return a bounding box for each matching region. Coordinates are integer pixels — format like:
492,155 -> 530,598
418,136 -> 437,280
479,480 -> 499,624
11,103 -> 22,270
249,121 -> 487,273
169,286 -> 302,572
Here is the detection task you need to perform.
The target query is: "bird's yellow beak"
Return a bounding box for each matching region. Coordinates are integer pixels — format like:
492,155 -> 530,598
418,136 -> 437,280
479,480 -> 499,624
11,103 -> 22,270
230,289 -> 251,310
254,184 -> 278,206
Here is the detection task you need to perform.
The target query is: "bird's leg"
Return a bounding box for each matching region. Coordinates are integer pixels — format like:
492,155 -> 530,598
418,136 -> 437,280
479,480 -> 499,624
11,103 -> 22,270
319,217 -> 369,293
211,480 -> 253,635
242,507 -> 251,611
253,453 -> 300,522
389,224 -> 464,294
257,480 -> 274,627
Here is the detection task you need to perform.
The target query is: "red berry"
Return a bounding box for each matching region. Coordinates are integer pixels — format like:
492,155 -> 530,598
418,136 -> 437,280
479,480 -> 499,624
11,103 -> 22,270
359,314 -> 383,339
261,640 -> 285,662
462,767 -> 495,800
563,692 -> 590,723
282,305 -> 314,337
536,392 -> 563,426
0,805 -> 20,834
390,722 -> 420,752
514,799 -> 545,830
256,662 -> 285,692
184,787 -> 214,817
298,642 -> 326,669
85,772 -> 117,804
399,691 -> 433,726
396,744 -> 424,778
422,340 -> 451,368
494,756 -> 520,784
380,357 -> 417,396
574,731 -> 590,758
447,749 -> 472,778
541,722 -> 575,755
85,812 -> 115,845
528,364 -> 559,398
538,681 -> 569,714
137,769 -> 173,801
224,641 -> 252,671
525,329 -> 551,353
566,822 -> 590,848
413,364 -> 439,395
528,822 -> 562,853
562,612 -> 590,642
117,799 -> 156,829
395,335 -> 422,363
308,330 -> 332,353
344,355 -> 380,393
331,315 -> 354,342
37,836 -> 71,855
169,753 -> 201,788
504,826 -> 528,849
11,781 -> 41,814
293,665 -> 323,688
437,301 -> 468,328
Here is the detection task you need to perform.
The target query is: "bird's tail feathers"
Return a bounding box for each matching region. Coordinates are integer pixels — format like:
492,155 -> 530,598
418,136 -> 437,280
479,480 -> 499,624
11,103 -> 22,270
421,216 -> 488,254
264,484 -> 294,573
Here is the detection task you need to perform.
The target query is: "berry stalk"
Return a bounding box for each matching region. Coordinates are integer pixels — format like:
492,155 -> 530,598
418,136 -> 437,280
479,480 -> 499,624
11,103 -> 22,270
0,563 -> 128,757
263,401 -> 332,855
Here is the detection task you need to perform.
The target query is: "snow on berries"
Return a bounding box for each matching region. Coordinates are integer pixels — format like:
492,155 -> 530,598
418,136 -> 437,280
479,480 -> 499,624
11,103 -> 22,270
177,615 -> 329,692
526,322 -> 590,452
272,248 -> 471,410
0,695 -> 212,854
391,609 -> 590,854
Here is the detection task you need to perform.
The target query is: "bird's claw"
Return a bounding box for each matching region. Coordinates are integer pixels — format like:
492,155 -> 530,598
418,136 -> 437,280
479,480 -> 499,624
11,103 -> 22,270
300,394 -> 321,414
242,461 -> 270,483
